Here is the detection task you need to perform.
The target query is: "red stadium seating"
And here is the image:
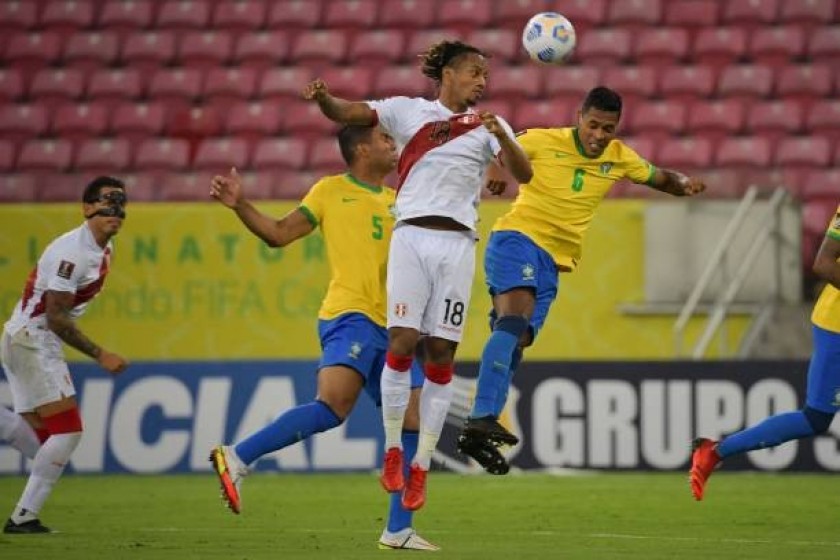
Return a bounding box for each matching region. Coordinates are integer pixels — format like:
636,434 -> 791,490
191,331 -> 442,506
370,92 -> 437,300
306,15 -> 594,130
807,25 -> 840,63
226,171 -> 273,200
177,31 -> 234,71
806,100 -> 840,141
234,31 -> 290,70
406,29 -> 456,61
212,0 -> 267,32
0,103 -> 50,144
634,28 -> 690,66
477,99 -> 514,124
63,32 -> 121,74
0,1 -> 38,34
657,137 -> 714,168
436,0 -> 492,30
5,32 -> 62,77
776,64 -> 833,101
746,100 -> 804,142
52,103 -> 109,142
512,101 -> 573,131
0,69 -> 24,103
203,67 -> 259,112
122,31 -> 178,75
623,136 -> 656,160
155,0 -> 212,31
320,66 -> 374,99
547,0 -> 607,32
272,170 -> 321,199
373,65 -> 433,98
749,25 -> 806,66
692,27 -> 748,67
167,106 -> 223,144
135,138 -> 191,172
601,66 -> 657,107
323,0 -> 377,28
118,172 -> 160,202
224,101 -> 284,142
349,30 -> 407,66
290,30 -> 348,64
252,138 -> 308,170
664,0 -> 719,28
29,68 -> 85,110
0,140 -> 15,171
193,137 -> 250,171
308,136 -> 345,174
627,101 -> 686,140
779,0 -> 836,28
87,69 -> 144,110
658,65 -> 716,101
284,102 -> 340,136
488,65 -> 543,100
0,174 -> 37,202
715,136 -> 773,167
156,172 -> 215,201
74,138 -> 132,173
694,169 -> 746,198
259,66 -> 315,102
267,0 -> 323,29
98,0 -> 154,32
543,66 -> 600,104
148,68 -> 204,114
775,136 -> 832,167
717,65 -> 774,100
721,0 -> 779,28
40,0 -> 96,35
574,28 -> 632,66
17,139 -> 73,172
607,0 -> 663,29
379,0 -> 435,28
686,100 -> 745,143
803,169 -> 840,199
467,29 -> 520,63
110,102 -> 167,143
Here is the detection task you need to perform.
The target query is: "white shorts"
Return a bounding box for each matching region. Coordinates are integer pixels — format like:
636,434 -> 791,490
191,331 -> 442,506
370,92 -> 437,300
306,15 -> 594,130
386,224 -> 476,342
1,326 -> 75,413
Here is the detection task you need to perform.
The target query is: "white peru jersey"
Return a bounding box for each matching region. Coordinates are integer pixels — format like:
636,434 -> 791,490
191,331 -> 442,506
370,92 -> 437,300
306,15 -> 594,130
367,97 -> 514,230
5,222 -> 112,336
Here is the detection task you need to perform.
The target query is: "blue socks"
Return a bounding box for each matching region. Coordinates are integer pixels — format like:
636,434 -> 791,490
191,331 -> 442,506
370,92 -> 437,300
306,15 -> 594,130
234,400 -> 341,465
387,429 -> 418,532
717,411 -> 815,458
471,316 -> 529,418
493,347 -> 523,417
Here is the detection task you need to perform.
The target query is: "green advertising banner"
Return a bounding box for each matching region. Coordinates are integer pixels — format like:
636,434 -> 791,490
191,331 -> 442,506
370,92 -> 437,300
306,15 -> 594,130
0,201 -> 748,361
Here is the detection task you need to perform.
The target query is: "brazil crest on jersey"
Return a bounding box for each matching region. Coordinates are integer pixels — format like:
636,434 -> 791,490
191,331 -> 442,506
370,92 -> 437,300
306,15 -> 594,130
811,204 -> 840,334
493,127 -> 656,271
298,173 -> 394,326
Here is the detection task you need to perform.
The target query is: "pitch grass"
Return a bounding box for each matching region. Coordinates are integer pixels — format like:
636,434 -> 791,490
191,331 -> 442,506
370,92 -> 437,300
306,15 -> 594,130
0,472 -> 838,560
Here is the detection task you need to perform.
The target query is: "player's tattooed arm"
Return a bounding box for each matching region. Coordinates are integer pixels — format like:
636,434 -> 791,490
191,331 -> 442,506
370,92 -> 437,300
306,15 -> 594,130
302,79 -> 375,125
813,235 -> 840,290
649,168 -> 706,197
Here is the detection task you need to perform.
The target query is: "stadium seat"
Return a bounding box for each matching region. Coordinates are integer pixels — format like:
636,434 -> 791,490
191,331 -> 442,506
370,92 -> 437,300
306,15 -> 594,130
234,31 -> 289,70
267,0 -> 323,29
803,169 -> 840,200
467,29 -> 520,63
574,28 -> 632,66
745,100 -> 804,142
166,106 -> 223,149
373,65 -> 432,98
98,0 -> 154,33
252,137 -> 308,170
148,68 -> 204,115
320,66 -> 374,99
436,0 -> 492,30
622,136 -> 656,160
806,99 -> 840,142
110,102 -> 167,143
74,138 -> 132,174
29,68 -> 85,110
259,66 -> 315,102
512,101 -> 573,131
0,103 -> 49,144
807,26 -> 840,63
487,65 -> 543,100
323,0 -> 377,28
715,136 -> 772,167
601,66 -> 657,107
476,99 -> 513,124
349,30 -> 407,66
203,67 -> 259,112
634,27 -> 690,66
52,103 -> 109,143
272,170 -> 321,199
63,32 -> 121,74
17,139 -> 73,172
379,0 -> 435,28
224,101 -> 284,142
176,31 -> 234,71
543,66 -> 600,104
721,0 -> 779,28
802,198 -> 837,267
39,0 -> 95,35
692,27 -> 748,67
290,30 -> 348,64
545,0 -> 607,33
656,138 -> 714,168
117,172 -> 160,202
717,65 -> 774,101
686,100 -> 745,143
663,0 -> 719,27
748,25 -> 806,66
406,29 -> 457,61
774,136 -> 831,167
0,1 -> 38,34
308,136 -> 345,174
776,64 -> 833,102
627,101 -> 686,140
193,137 -> 250,171
87,69 -> 144,110
121,31 -> 178,75
155,0 -> 212,31
212,0 -> 267,32
284,101 -> 340,136
135,138 -> 191,172
5,32 -> 62,78
0,140 -> 15,171
0,69 -> 24,103
156,171 -> 216,201
606,0 -> 663,29
0,174 -> 36,202
658,65 -> 716,101
694,169 -> 746,198
779,0 -> 835,29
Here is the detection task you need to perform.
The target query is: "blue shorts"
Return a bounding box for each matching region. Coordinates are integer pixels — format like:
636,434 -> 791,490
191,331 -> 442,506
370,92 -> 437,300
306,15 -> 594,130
805,325 -> 840,413
484,230 -> 559,343
318,312 -> 423,406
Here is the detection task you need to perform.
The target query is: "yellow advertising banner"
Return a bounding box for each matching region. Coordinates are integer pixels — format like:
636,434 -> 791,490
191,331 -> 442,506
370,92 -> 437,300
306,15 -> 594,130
0,201 -> 747,361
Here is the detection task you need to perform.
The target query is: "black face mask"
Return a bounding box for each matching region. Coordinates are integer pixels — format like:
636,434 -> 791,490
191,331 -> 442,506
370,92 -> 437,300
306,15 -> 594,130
85,190 -> 127,219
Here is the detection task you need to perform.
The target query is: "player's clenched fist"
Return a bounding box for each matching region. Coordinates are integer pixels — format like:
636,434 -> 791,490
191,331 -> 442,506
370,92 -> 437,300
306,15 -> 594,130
684,177 -> 706,196
302,79 -> 329,101
478,111 -> 505,139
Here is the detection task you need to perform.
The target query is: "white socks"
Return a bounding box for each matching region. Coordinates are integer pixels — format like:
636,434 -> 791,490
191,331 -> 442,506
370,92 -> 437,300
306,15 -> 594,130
381,364 -> 412,450
414,379 -> 453,470
0,407 -> 40,459
12,431 -> 81,520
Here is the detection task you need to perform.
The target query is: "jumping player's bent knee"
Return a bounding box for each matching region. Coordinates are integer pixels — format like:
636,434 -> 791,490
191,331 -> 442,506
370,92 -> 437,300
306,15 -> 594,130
803,406 -> 834,435
424,363 -> 453,384
42,408 -> 83,435
494,315 -> 529,337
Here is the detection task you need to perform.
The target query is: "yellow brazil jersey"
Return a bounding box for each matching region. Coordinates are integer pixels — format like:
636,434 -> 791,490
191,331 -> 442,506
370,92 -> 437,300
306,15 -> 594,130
298,173 -> 394,326
811,204 -> 840,334
493,127 -> 656,271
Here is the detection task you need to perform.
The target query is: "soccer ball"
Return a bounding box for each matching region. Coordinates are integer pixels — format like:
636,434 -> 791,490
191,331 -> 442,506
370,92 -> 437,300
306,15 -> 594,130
522,12 -> 576,65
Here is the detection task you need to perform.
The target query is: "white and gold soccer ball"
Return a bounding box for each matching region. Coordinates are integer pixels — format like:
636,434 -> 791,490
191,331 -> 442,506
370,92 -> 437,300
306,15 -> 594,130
521,12 -> 577,65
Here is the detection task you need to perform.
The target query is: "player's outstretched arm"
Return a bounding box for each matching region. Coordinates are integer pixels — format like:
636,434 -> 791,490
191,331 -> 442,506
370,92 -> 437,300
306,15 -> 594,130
813,234 -> 840,290
45,291 -> 128,374
211,168 -> 315,248
648,168 -> 706,197
479,111 -> 533,184
302,79 -> 375,125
